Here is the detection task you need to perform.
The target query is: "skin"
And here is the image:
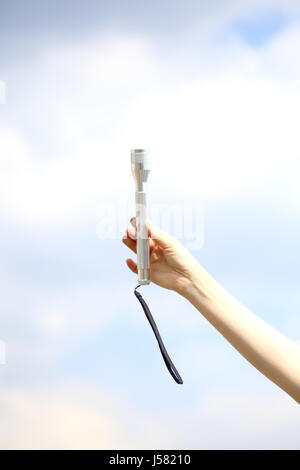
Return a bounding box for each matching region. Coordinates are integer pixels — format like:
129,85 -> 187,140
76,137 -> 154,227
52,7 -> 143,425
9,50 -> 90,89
123,217 -> 300,404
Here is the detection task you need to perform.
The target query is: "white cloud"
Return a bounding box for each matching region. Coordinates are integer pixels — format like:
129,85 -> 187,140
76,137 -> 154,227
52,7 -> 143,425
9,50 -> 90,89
1,4 -> 300,452
0,128 -> 29,167
1,21 -> 300,231
123,77 -> 300,198
0,384 -> 172,450
197,390 -> 300,449
0,34 -> 159,228
0,383 -> 298,449
37,308 -> 67,334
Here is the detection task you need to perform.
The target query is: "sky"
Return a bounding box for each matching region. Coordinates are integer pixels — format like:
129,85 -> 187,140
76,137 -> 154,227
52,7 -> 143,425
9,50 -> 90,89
0,0 -> 300,450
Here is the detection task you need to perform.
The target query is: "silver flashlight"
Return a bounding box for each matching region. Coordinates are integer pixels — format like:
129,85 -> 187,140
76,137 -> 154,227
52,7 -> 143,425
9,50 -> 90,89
131,149 -> 151,285
130,149 -> 183,384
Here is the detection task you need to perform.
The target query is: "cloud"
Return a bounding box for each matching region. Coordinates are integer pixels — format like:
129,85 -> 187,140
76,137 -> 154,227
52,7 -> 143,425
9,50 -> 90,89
0,383 -> 298,449
0,34 -> 158,228
1,22 -> 300,231
194,390 -> 300,449
0,127 -> 29,167
0,383 -> 183,450
1,3 -> 300,451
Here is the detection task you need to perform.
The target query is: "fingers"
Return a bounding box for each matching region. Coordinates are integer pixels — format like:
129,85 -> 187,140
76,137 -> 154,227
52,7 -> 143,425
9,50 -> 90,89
123,217 -> 172,253
147,221 -> 174,250
126,258 -> 138,274
129,217 -> 164,243
130,217 -> 136,228
122,228 -> 137,254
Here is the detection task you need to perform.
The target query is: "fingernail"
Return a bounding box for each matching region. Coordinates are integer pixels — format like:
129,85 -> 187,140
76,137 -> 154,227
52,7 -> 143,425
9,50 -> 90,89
128,225 -> 136,239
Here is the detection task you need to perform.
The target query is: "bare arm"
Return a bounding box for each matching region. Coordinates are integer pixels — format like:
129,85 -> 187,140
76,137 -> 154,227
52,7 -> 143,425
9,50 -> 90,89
123,218 -> 300,403
181,266 -> 300,403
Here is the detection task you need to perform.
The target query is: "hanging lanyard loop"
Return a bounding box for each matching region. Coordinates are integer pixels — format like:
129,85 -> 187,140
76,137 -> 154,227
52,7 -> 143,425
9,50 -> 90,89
134,285 -> 183,384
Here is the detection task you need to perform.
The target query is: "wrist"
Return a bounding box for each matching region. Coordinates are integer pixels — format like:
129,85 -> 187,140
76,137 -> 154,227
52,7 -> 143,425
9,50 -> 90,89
175,267 -> 207,301
180,267 -> 244,324
177,265 -> 221,308
174,275 -> 194,297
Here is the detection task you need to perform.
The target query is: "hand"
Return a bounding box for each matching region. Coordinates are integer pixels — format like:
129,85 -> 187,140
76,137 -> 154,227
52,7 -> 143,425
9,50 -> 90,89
122,217 -> 202,294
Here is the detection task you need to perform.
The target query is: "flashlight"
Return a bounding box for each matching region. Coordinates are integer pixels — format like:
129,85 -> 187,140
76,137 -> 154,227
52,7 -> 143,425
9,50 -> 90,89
131,149 -> 151,285
130,148 -> 183,384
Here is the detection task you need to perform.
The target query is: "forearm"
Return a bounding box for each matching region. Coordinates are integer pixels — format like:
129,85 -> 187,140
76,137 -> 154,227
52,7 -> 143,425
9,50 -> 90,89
180,267 -> 300,403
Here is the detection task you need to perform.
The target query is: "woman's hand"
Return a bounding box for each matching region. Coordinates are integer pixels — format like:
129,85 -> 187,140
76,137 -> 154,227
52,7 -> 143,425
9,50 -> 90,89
123,219 -> 300,404
122,217 -> 202,294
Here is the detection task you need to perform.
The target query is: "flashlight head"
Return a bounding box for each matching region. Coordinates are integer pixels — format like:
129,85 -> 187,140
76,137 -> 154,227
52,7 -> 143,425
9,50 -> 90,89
131,149 -> 150,191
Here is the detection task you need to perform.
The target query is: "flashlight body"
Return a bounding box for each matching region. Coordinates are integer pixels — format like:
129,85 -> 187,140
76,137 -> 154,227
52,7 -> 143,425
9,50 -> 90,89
131,149 -> 151,285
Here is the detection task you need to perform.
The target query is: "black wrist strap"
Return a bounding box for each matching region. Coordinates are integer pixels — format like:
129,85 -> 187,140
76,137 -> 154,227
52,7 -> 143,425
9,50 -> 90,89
134,285 -> 183,384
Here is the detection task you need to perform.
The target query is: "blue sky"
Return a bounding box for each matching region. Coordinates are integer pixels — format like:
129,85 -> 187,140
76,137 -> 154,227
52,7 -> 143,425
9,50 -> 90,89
232,9 -> 288,46
0,0 -> 300,449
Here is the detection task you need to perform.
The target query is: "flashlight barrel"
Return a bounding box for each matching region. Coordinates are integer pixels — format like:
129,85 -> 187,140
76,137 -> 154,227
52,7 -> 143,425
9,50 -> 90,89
135,191 -> 150,285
